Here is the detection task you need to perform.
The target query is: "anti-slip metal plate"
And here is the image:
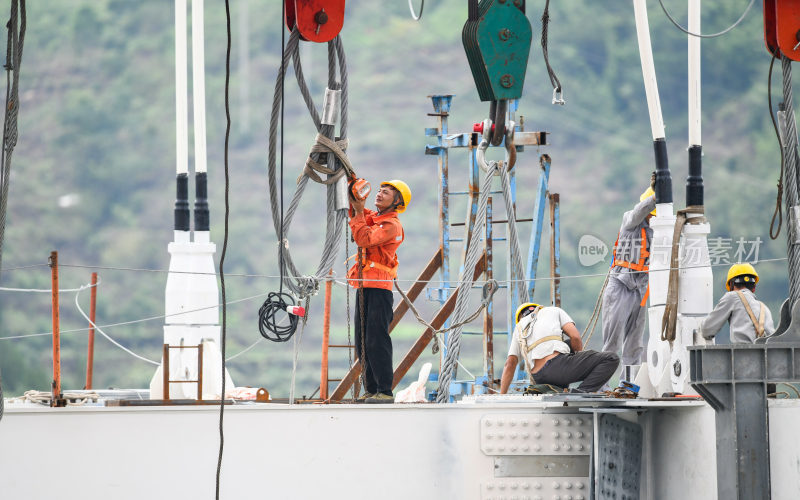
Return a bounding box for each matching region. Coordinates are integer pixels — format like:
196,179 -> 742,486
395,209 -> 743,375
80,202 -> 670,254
482,477 -> 589,500
480,413 -> 593,456
494,455 -> 590,478
593,414 -> 642,500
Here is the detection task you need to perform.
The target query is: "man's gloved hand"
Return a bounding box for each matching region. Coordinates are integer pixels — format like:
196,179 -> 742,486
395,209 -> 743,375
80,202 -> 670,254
650,171 -> 656,190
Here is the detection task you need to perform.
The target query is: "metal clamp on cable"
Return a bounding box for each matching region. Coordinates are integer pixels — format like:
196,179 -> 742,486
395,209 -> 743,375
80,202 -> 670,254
789,206 -> 800,245
476,120 -> 516,173
552,87 -> 565,106
321,87 -> 341,126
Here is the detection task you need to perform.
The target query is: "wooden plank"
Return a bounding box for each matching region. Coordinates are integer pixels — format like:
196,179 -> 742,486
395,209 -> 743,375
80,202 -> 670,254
392,253 -> 486,388
329,248 -> 443,401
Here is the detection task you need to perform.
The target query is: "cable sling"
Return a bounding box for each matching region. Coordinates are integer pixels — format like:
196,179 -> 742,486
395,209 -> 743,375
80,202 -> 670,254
267,29 -> 350,299
0,0 -> 25,280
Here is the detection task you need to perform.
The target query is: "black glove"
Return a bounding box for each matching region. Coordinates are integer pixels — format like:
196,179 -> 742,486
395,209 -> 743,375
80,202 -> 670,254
650,171 -> 656,190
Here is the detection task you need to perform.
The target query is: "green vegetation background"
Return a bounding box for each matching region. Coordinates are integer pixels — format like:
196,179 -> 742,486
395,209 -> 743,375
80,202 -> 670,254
0,1 -> 787,397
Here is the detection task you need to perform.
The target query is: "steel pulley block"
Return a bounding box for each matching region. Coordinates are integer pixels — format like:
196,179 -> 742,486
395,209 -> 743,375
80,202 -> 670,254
285,0 -> 345,43
462,0 -> 532,102
765,0 -> 800,60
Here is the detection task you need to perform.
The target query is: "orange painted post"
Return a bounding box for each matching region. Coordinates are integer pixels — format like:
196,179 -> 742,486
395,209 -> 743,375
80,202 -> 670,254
49,251 -> 62,406
320,271 -> 333,400
85,272 -> 98,389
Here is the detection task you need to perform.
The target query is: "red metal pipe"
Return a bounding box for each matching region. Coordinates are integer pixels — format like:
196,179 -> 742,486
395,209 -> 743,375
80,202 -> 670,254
85,272 -> 98,389
320,271 -> 332,400
49,251 -> 61,406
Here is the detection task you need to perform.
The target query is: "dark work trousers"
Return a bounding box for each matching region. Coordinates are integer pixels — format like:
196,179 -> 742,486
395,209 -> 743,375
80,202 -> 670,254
532,350 -> 620,392
354,287 -> 394,396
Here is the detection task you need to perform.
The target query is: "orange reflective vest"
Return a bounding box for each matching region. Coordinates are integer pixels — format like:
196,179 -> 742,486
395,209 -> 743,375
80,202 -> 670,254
347,208 -> 404,290
612,227 -> 650,306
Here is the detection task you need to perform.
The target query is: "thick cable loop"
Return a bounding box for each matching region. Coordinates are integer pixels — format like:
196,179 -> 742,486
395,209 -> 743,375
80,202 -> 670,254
541,0 -> 564,105
258,291 -> 299,342
267,29 -> 350,299
0,0 -> 25,280
780,56 -> 800,305
768,54 -> 785,240
436,153 -> 528,402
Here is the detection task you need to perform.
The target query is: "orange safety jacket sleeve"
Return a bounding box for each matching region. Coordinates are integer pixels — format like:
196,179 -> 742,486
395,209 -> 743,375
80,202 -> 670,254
349,209 -> 401,248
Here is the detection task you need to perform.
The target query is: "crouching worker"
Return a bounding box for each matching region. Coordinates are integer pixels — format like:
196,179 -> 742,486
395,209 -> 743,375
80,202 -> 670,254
348,180 -> 411,404
700,263 -> 775,342
500,302 -> 620,394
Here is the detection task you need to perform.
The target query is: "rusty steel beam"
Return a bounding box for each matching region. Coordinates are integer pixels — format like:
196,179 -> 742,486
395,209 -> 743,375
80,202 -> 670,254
328,248 -> 444,401
392,253 -> 487,389
389,248 -> 442,331
85,272 -> 98,390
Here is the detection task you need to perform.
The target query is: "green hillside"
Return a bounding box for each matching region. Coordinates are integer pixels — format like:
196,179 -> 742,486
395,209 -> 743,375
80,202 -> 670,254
0,1 -> 789,397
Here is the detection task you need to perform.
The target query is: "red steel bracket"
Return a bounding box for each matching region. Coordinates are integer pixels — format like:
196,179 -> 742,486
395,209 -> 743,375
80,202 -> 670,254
765,0 -> 780,57
769,0 -> 800,61
285,0 -> 345,43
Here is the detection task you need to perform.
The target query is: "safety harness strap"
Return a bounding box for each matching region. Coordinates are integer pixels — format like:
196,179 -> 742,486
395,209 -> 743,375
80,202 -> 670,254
735,290 -> 766,338
612,227 -> 650,272
525,335 -> 563,352
347,253 -> 399,278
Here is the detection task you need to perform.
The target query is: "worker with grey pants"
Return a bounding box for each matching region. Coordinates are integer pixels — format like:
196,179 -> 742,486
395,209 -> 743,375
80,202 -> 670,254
602,181 -> 656,375
500,303 -> 619,393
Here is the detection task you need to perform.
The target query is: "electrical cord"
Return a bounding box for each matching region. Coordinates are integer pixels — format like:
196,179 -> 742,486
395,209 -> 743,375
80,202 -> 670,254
657,0 -> 755,39
217,0 -> 233,497
258,291 -> 299,342
257,0 -> 300,342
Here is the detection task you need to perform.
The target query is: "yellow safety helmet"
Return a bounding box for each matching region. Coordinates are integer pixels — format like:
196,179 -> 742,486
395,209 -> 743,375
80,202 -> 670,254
726,263 -> 759,291
381,180 -> 412,213
640,187 -> 656,216
515,302 -> 542,324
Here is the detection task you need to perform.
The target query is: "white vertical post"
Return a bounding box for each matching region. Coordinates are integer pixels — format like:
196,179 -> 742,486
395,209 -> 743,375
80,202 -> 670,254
632,0 -> 666,141
175,0 -> 188,177
688,0 -> 701,147
191,0 -> 208,175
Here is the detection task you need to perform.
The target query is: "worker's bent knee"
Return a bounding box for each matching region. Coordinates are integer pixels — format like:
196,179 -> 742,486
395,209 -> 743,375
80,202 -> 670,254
604,352 -> 620,367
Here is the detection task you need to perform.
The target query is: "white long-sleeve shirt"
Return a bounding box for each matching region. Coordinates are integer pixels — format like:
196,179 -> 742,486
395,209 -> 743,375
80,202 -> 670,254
700,289 -> 775,343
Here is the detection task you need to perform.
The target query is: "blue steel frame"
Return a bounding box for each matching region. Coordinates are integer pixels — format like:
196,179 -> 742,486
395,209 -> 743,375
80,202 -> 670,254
424,95 -> 558,397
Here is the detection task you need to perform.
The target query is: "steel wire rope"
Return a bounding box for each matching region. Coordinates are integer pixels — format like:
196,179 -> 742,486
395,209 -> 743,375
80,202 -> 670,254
768,54 -> 785,240
216,1 -> 233,497
436,164 -> 495,403
780,56 -> 800,305
499,162 -> 530,306
657,0 -> 755,39
0,288 -> 275,341
1,256 -> 790,343
265,29 -> 350,299
0,0 -> 24,280
540,0 -> 563,104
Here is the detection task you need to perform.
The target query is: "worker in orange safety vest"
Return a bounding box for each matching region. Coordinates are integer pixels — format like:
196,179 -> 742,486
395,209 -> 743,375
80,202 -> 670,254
347,180 -> 411,404
601,174 -> 656,385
